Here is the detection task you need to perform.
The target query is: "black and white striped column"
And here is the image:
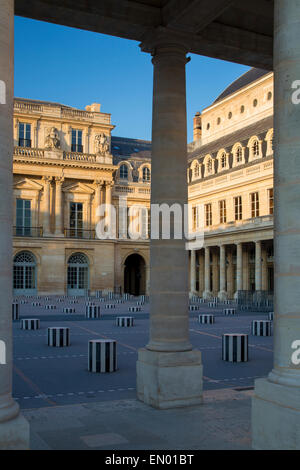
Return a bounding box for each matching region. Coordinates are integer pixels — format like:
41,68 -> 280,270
48,327 -> 70,347
128,306 -> 141,313
12,302 -> 19,321
95,290 -> 102,298
88,339 -> 117,373
198,314 -> 214,324
116,316 -> 134,327
20,319 -> 40,330
268,312 -> 274,321
224,308 -> 236,316
63,307 -> 76,314
105,304 -> 116,309
32,301 -> 41,307
208,302 -> 217,308
45,305 -> 56,310
252,320 -> 272,336
189,305 -> 199,311
85,305 -> 101,319
222,334 -> 248,362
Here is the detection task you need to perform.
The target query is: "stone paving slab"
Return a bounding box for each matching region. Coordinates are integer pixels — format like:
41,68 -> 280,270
23,388 -> 253,450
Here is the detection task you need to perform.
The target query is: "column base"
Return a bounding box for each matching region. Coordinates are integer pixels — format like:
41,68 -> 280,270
252,378 -> 300,449
0,412 -> 30,450
136,348 -> 203,409
203,290 -> 212,300
218,290 -> 228,301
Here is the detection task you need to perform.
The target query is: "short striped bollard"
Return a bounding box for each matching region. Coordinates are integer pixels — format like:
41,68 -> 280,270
88,339 -> 117,373
48,327 -> 70,347
222,334 -> 248,362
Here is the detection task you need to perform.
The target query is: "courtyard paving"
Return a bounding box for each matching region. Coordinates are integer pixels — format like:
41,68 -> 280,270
12,296 -> 273,449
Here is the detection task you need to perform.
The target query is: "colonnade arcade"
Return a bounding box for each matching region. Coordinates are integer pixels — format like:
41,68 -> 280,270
190,239 -> 274,299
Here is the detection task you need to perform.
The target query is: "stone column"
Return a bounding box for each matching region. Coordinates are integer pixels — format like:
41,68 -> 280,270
255,240 -> 262,291
234,242 -> 243,299
198,250 -> 204,296
203,246 -> 212,299
261,243 -> 268,291
252,0 -> 300,450
145,265 -> 150,295
105,181 -> 113,235
189,250 -> 197,295
0,0 -> 29,449
42,176 -> 52,236
136,37 -> 202,409
94,179 -> 103,228
54,177 -> 64,236
218,245 -> 227,301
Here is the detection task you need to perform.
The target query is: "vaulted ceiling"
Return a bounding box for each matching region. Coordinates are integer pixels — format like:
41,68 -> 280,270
15,0 -> 274,69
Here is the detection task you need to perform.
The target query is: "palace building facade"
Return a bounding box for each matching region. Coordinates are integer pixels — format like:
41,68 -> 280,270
12,67 -> 274,299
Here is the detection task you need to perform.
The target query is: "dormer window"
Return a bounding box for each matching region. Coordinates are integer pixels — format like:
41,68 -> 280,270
236,146 -> 243,163
253,140 -> 259,156
120,164 -> 128,180
142,167 -> 150,182
207,158 -> 213,174
220,152 -> 227,169
194,163 -> 200,178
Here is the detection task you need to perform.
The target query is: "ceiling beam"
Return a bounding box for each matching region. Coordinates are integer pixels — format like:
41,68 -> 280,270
162,0 -> 235,33
192,22 -> 273,69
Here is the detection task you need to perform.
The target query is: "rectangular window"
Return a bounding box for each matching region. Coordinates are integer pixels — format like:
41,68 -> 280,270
205,203 -> 212,227
69,202 -> 83,237
268,188 -> 274,215
192,206 -> 197,231
219,200 -> 226,224
250,192 -> 259,218
71,129 -> 83,153
234,196 -> 242,221
18,123 -> 31,148
16,199 -> 31,236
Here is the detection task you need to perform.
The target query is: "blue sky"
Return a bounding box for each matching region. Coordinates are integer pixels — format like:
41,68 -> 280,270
15,17 -> 250,143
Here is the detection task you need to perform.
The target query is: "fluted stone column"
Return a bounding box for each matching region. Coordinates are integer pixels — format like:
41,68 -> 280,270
203,246 -> 212,299
190,250 -> 197,295
54,177 -> 64,236
252,0 -> 300,449
261,244 -> 268,291
0,0 -> 29,448
255,240 -> 262,291
94,179 -> 103,227
234,242 -> 243,299
105,181 -> 113,235
218,245 -> 227,301
42,176 -> 52,236
136,37 -> 202,409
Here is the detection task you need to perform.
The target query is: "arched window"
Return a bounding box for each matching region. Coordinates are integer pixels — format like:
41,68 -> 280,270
67,252 -> 89,296
119,164 -> 128,180
194,162 -> 200,178
253,139 -> 260,157
142,166 -> 151,182
13,251 -> 36,294
236,146 -> 243,163
207,158 -> 213,174
220,152 -> 227,169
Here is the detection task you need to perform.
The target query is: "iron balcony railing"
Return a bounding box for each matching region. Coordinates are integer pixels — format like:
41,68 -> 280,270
13,226 -> 43,237
64,228 -> 96,239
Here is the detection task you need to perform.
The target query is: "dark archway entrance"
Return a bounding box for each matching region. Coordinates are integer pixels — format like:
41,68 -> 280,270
124,254 -> 146,296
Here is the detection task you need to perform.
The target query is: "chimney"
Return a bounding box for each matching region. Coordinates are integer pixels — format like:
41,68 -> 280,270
85,103 -> 101,113
193,112 -> 202,141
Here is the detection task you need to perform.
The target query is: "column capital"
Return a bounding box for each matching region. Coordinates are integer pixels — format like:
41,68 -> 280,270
94,179 -> 105,187
139,28 -> 191,63
42,176 -> 52,184
55,176 -> 64,185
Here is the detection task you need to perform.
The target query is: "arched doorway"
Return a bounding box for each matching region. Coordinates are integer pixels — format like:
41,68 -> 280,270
67,252 -> 89,296
124,254 -> 146,296
13,251 -> 37,295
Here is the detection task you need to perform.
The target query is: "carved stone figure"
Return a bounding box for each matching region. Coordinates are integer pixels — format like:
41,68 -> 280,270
95,133 -> 110,155
45,127 -> 60,149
